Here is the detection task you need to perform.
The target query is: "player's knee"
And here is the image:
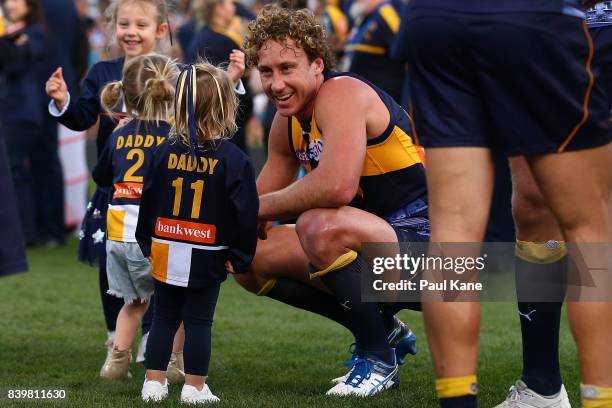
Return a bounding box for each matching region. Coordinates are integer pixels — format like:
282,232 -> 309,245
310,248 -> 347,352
296,210 -> 345,263
511,188 -> 553,231
233,272 -> 276,296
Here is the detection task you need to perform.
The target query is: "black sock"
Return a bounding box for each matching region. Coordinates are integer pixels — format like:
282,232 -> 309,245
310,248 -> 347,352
320,255 -> 394,364
516,256 -> 566,396
266,278 -> 354,335
439,395 -> 477,408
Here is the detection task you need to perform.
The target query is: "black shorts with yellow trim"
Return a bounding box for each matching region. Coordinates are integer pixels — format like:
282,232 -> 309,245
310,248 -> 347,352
383,198 -> 430,243
404,10 -> 612,156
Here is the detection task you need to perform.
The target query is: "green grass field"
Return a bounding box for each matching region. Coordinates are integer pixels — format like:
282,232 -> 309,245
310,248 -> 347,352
0,239 -> 581,407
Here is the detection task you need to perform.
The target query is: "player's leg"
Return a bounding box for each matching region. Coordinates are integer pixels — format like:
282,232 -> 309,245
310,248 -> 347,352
526,144 -> 612,402
493,157 -> 570,408
233,225 -> 354,333
421,148 -> 493,407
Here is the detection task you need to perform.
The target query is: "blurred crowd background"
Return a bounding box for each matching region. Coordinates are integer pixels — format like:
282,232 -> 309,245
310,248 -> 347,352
0,0 -> 515,251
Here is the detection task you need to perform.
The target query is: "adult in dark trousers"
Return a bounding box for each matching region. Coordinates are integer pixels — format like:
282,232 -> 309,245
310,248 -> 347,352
0,122 -> 28,277
0,21 -> 26,276
0,0 -> 47,246
31,0 -> 81,247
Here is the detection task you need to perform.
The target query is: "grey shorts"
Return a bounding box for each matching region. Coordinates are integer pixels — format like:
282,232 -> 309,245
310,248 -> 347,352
106,240 -> 154,304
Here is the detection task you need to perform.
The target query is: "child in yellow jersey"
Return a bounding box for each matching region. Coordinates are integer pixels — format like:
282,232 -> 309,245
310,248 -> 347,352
92,54 -> 179,380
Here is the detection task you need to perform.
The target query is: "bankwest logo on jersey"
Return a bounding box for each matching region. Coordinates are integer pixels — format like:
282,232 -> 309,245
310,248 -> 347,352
113,182 -> 143,199
155,217 -> 216,244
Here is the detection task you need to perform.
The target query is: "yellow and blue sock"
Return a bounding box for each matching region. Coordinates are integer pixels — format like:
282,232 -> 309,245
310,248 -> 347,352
516,240 -> 567,396
436,375 -> 477,408
581,384 -> 612,408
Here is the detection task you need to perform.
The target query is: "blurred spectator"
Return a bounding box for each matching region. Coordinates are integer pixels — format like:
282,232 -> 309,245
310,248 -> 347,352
342,0 -> 406,104
30,0 -> 81,247
185,0 -> 254,153
0,7 -> 28,275
0,0 -> 46,245
318,0 -> 349,58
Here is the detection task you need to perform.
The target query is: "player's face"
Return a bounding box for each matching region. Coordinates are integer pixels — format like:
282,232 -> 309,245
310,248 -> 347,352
257,38 -> 324,118
115,1 -> 168,57
3,0 -> 29,23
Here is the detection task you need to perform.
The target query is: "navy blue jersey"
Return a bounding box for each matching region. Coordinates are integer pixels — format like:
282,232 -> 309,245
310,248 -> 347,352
136,138 -> 258,287
288,70 -> 427,218
408,0 -> 583,15
55,57 -> 125,157
0,24 -> 46,126
92,119 -> 171,242
185,25 -> 241,65
344,2 -> 405,103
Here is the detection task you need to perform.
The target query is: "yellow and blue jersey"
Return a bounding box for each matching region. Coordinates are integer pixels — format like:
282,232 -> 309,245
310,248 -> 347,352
322,5 -> 350,45
136,138 -> 258,288
92,120 -> 171,243
344,1 -> 405,103
289,70 -> 426,218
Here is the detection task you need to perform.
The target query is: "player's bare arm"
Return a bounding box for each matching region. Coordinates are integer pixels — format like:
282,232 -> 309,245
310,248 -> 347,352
258,78 -> 370,221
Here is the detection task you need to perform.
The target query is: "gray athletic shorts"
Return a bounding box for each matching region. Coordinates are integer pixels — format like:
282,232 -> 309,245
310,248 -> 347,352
106,240 -> 154,304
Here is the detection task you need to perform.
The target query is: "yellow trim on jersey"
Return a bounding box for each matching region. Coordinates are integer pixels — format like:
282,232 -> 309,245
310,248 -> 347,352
379,4 -> 400,34
582,384 -> 612,408
256,279 -> 277,296
325,5 -> 349,40
515,240 -> 567,264
212,25 -> 243,48
345,43 -> 387,55
311,250 -> 358,279
107,208 -> 126,242
435,375 -> 478,399
151,240 -> 169,283
363,127 -> 423,176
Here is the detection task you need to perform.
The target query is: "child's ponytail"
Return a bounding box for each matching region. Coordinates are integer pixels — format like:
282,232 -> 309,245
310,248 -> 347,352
100,81 -> 124,118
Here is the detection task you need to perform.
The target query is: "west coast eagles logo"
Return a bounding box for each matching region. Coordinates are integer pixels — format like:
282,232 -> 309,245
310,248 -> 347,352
296,131 -> 324,168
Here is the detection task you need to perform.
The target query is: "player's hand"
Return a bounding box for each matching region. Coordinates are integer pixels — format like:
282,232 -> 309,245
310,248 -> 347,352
227,49 -> 246,85
257,220 -> 272,240
225,260 -> 235,274
45,67 -> 68,110
3,21 -> 26,37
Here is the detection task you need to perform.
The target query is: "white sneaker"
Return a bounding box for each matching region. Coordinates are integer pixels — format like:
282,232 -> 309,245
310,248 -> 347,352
141,378 -> 168,402
326,355 -> 399,397
180,384 -> 220,404
495,380 -> 571,408
136,332 -> 149,363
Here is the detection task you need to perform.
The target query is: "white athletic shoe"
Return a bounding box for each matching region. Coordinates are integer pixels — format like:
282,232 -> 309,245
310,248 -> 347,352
326,355 -> 399,397
180,384 -> 220,404
141,378 -> 168,402
136,332 -> 149,363
495,380 -> 571,408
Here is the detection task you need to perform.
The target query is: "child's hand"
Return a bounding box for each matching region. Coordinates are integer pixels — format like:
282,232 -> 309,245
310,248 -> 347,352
227,49 -> 246,86
114,118 -> 130,131
45,67 -> 68,110
225,261 -> 235,274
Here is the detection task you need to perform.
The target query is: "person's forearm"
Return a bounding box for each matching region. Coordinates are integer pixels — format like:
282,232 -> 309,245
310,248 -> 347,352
258,172 -> 353,220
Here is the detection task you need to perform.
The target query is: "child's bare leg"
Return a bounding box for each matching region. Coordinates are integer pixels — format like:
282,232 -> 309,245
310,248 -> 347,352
114,299 -> 150,350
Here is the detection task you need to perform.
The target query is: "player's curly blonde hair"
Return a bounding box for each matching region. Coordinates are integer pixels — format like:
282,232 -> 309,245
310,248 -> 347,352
244,5 -> 335,69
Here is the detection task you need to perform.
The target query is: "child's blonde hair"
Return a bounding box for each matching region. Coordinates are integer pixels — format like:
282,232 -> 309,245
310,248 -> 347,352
100,53 -> 179,121
104,0 -> 171,52
173,62 -> 238,148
